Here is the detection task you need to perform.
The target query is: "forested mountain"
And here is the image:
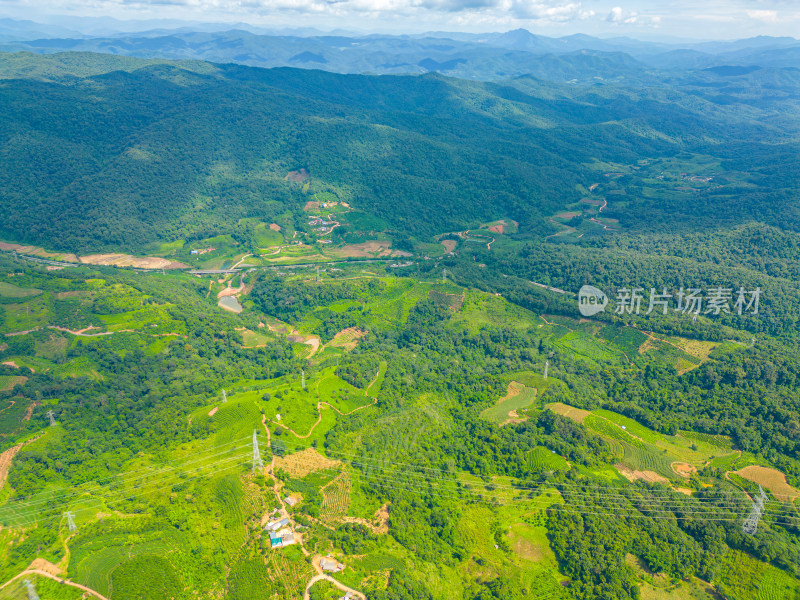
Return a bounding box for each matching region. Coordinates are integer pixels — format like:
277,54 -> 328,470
0,51 -> 798,254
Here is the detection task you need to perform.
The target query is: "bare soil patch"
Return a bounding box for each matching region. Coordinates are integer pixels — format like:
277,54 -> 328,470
555,211 -> 581,219
275,447 -> 339,479
0,375 -> 27,391
672,338 -> 720,362
671,462 -> 697,478
304,201 -> 320,212
79,254 -> 188,270
638,337 -> 655,354
510,529 -> 542,562
326,327 -> 367,352
580,197 -> 603,206
28,558 -> 63,576
734,465 -> 800,502
488,223 -> 504,234
547,402 -> 590,424
286,168 -> 310,183
338,241 -> 395,258
616,464 -> 670,485
440,240 -> 457,253
270,223 -> 282,231
208,407 -> 219,417
342,503 -> 390,535
2,361 -> 19,368
0,443 -> 23,490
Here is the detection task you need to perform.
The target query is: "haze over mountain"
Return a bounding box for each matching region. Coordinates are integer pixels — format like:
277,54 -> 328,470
1,18 -> 798,81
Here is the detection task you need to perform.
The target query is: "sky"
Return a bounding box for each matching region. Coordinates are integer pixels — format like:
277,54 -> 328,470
1,0 -> 799,40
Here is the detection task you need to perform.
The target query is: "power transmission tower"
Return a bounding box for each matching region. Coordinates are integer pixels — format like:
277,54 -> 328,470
46,410 -> 56,427
65,511 -> 77,532
301,369 -> 306,390
742,485 -> 769,535
252,430 -> 263,472
316,266 -> 320,282
442,269 -> 447,284
221,389 -> 227,403
23,579 -> 39,600
544,360 -> 549,380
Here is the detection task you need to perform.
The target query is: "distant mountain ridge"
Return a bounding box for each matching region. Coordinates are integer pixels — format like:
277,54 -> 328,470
0,18 -> 798,82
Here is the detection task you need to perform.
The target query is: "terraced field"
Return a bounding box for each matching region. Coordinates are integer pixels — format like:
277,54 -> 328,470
527,447 -> 569,473
321,471 -> 352,523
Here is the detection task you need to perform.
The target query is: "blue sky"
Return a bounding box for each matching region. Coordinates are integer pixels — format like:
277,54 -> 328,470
2,0 -> 798,39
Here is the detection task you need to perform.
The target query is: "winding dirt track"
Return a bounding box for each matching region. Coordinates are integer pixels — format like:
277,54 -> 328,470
0,569 -> 110,600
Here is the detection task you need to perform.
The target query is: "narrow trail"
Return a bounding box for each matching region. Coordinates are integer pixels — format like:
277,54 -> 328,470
0,569 -> 110,600
230,254 -> 253,270
304,556 -> 366,600
5,325 -> 185,339
263,422 -> 366,599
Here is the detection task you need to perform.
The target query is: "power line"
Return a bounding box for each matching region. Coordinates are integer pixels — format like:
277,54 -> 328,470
64,511 -> 77,532
0,435 -> 252,514
0,438 -> 253,522
271,440 -> 799,521
2,451 -> 250,527
252,430 -> 264,472
274,438 -> 792,512
23,579 -> 39,600
743,485 -> 769,535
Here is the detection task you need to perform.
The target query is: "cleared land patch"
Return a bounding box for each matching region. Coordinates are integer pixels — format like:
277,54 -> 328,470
337,241 -> 395,258
734,466 -> 800,503
0,443 -> 23,490
275,447 -> 339,479
546,402 -> 590,423
616,464 -> 670,485
325,327 -> 367,352
481,382 -> 537,425
79,253 -> 188,269
0,375 -> 27,391
285,168 -> 309,183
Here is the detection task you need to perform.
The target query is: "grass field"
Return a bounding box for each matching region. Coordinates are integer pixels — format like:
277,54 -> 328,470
481,381 -> 538,425
0,281 -> 41,298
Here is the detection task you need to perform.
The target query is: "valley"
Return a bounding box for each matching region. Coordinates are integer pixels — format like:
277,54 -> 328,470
0,43 -> 799,600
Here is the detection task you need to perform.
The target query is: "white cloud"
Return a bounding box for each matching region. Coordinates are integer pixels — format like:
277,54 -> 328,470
503,0 -> 592,21
606,6 -> 639,23
1,0 -> 797,37
746,9 -> 778,22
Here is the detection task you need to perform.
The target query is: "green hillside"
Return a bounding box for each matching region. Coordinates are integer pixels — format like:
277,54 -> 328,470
0,52 -> 798,255
0,252 -> 798,600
